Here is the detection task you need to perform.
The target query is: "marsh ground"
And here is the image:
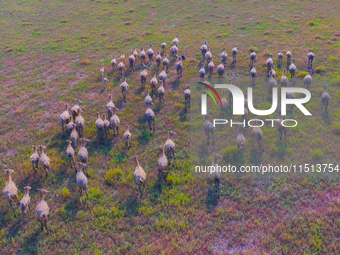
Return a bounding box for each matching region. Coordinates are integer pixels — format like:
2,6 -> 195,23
1,0 -> 340,254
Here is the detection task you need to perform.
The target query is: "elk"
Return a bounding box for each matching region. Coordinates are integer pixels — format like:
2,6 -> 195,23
131,155 -> 146,198
204,114 -> 214,145
3,168 -> 19,211
35,188 -> 51,233
59,104 -> 70,134
210,153 -> 223,199
109,107 -> 120,137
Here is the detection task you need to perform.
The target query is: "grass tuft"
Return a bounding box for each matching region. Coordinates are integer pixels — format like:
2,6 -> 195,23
329,55 -> 339,61
105,169 -> 123,185
313,35 -> 323,40
330,78 -> 340,86
296,71 -> 308,78
79,59 -> 91,66
248,46 -> 258,52
331,123 -> 340,135
60,187 -> 71,198
315,66 -> 326,74
17,46 -> 26,52
311,149 -> 323,160
222,146 -> 238,163
21,22 -> 32,26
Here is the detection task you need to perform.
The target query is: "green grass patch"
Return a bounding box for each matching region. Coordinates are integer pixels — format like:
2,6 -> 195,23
17,46 -> 26,52
315,66 -> 326,74
60,187 -> 71,198
32,31 -> 44,37
296,71 -> 308,78
307,21 -> 317,26
331,122 -> 340,135
329,55 -> 339,61
311,149 -> 324,160
313,35 -> 323,40
105,169 -> 123,185
222,146 -> 238,163
330,77 -> 340,86
79,59 -> 91,65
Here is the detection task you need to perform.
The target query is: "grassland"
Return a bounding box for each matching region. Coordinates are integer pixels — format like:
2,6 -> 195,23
1,0 -> 340,254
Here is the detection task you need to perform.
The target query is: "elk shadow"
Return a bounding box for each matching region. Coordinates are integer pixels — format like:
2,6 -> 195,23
251,79 -> 256,88
179,108 -> 188,122
137,130 -> 153,146
154,65 -> 161,73
134,85 -> 145,95
123,69 -> 134,79
235,155 -> 245,166
134,64 -> 144,72
198,58 -> 205,65
137,115 -> 147,126
115,98 -> 129,110
153,103 -> 162,114
308,66 -> 314,75
249,146 -> 262,165
150,89 -> 158,98
169,58 -> 176,67
50,133 -> 68,153
276,141 -> 286,159
149,179 -> 164,203
54,162 -> 73,185
61,196 -> 81,221
87,138 -> 114,155
99,88 -> 109,95
18,171 -> 43,189
121,195 -> 140,217
218,108 -> 232,119
20,229 -> 40,254
206,183 -> 219,213
8,216 -> 22,238
0,209 -> 12,231
321,111 -> 331,126
171,77 -> 181,90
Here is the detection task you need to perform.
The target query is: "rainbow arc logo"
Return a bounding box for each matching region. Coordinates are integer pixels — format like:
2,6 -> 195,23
197,81 -> 222,106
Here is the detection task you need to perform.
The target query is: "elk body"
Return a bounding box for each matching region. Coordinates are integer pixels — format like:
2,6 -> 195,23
35,189 -> 51,233
30,146 -> 39,173
20,186 -> 31,223
204,114 -> 214,145
78,138 -> 90,176
3,169 -> 19,211
132,155 -> 146,198
109,107 -> 120,137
